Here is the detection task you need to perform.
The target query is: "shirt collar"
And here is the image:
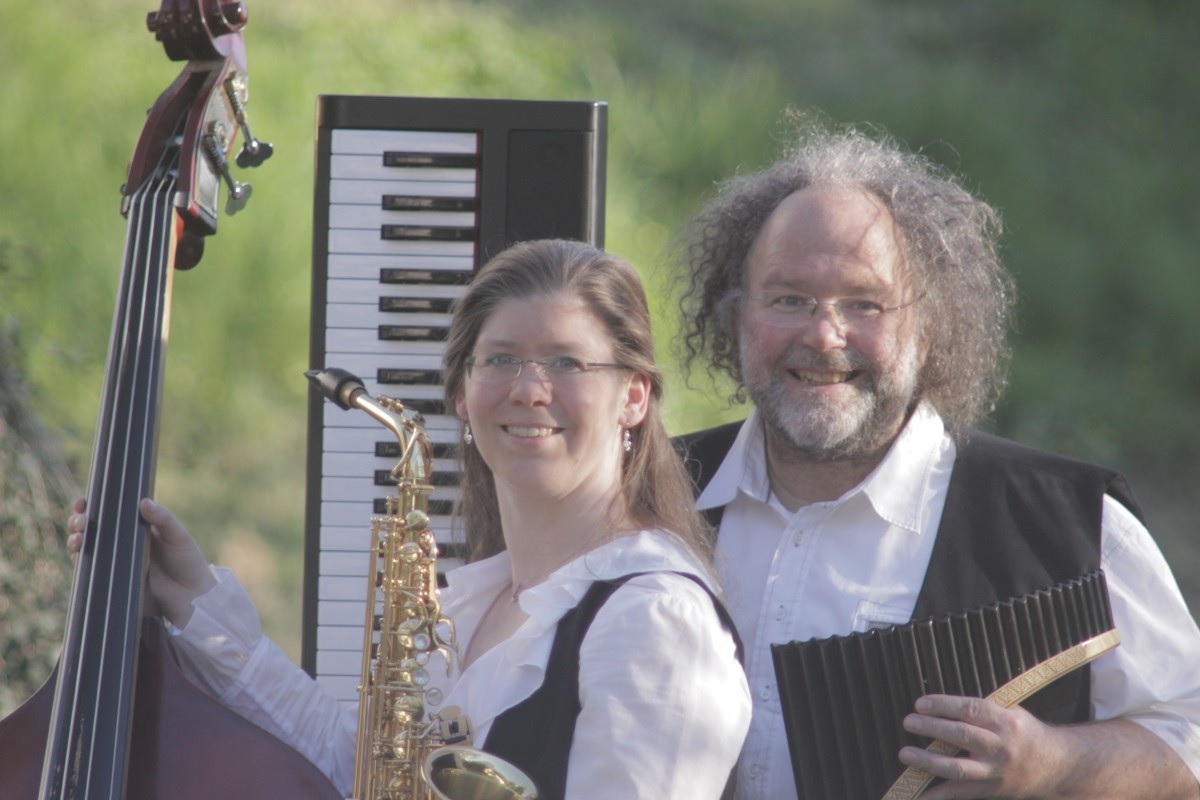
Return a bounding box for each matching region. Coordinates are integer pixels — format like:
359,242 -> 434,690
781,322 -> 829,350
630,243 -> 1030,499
695,402 -> 948,534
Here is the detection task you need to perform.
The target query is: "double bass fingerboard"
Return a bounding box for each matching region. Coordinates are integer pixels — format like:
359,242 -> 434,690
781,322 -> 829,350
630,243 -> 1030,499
302,95 -> 607,702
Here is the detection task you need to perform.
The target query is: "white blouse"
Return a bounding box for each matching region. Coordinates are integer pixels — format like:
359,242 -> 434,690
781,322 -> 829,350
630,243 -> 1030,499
167,528 -> 751,799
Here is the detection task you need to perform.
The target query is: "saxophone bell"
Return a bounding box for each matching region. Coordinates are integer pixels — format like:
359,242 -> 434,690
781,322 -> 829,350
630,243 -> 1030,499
423,746 -> 539,800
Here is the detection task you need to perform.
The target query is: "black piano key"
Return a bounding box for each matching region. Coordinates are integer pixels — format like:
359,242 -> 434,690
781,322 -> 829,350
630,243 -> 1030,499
382,151 -> 479,169
377,368 -> 443,385
379,268 -> 473,285
373,497 -> 455,516
379,296 -> 457,314
375,441 -> 457,459
374,469 -> 459,487
397,399 -> 445,416
382,195 -> 476,212
381,224 -> 476,242
378,325 -> 449,343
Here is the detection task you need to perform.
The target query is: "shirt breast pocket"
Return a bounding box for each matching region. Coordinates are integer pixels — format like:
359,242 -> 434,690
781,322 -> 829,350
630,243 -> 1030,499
853,600 -> 911,632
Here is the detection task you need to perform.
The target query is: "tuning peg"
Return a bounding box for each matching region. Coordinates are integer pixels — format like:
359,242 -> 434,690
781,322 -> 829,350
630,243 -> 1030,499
224,75 -> 274,169
202,122 -> 252,216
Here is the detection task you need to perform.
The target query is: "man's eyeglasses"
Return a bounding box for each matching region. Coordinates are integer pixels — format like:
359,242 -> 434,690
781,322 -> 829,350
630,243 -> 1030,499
739,290 -> 924,330
465,354 -> 625,384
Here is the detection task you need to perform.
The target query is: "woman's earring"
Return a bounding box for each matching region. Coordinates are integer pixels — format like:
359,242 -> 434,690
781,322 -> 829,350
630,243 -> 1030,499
622,427 -> 632,453
463,423 -> 473,446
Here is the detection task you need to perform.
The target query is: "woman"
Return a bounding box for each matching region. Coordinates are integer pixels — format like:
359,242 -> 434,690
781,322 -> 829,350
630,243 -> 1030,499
68,239 -> 750,799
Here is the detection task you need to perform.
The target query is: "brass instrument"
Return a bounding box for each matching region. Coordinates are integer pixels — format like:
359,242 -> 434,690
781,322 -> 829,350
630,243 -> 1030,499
305,369 -> 537,800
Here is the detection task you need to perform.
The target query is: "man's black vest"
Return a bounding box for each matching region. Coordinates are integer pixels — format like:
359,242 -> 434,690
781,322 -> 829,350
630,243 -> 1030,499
675,420 -> 1143,724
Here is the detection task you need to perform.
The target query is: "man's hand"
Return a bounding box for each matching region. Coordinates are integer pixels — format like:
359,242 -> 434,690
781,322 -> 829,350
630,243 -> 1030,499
899,694 -> 1200,799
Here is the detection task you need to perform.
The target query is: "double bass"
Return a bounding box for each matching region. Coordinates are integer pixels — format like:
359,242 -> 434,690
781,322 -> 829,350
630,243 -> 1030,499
0,3 -> 341,798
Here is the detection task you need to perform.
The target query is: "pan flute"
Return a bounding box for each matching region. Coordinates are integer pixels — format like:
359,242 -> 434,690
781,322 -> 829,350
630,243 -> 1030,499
771,570 -> 1119,800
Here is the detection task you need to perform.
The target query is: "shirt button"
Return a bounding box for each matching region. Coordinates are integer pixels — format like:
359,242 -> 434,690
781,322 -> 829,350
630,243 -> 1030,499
793,528 -> 804,546
748,764 -> 761,779
759,684 -> 772,702
774,604 -> 787,621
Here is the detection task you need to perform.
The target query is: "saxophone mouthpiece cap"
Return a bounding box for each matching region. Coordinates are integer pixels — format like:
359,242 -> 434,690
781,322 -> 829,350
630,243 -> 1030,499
305,367 -> 365,410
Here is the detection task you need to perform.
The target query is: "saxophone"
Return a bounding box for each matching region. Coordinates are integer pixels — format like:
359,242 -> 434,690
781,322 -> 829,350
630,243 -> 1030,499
306,369 -> 538,800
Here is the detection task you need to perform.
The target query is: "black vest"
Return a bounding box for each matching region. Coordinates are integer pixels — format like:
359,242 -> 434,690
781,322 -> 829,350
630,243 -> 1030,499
675,421 -> 1143,724
482,572 -> 742,800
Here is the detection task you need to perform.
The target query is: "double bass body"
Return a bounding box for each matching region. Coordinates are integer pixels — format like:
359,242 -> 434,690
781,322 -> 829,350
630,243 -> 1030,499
0,3 -> 339,798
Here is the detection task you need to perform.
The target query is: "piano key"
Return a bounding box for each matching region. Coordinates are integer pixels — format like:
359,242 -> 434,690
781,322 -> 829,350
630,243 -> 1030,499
331,128 -> 479,155
382,195 -> 476,212
326,252 -> 475,278
330,154 -> 476,183
330,178 -> 475,205
327,279 -> 464,306
328,205 -> 476,229
382,151 -> 479,169
328,228 -> 475,257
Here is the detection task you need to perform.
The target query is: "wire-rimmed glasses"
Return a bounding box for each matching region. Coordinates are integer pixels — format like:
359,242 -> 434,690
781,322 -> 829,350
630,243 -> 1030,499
739,290 -> 924,330
465,354 -> 625,384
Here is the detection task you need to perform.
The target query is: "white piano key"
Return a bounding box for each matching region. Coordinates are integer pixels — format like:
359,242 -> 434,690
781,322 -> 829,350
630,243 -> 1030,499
328,229 -> 475,257
330,154 -> 476,184
318,478 -> 460,506
318,426 -> 458,454
327,279 -> 466,305
320,485 -> 459,513
314,352 -> 445,380
317,624 -> 369,651
325,329 -> 446,357
326,303 -> 453,330
319,550 -> 373,577
330,178 -> 476,205
317,649 -> 366,676
318,521 -> 460,552
328,205 -> 477,230
320,575 -> 369,602
322,451 -> 460,477
326,253 -> 475,277
321,400 -> 458,432
331,129 -> 478,155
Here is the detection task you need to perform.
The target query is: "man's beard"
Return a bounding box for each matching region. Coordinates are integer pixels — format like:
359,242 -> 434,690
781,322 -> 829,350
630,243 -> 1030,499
740,338 -> 921,463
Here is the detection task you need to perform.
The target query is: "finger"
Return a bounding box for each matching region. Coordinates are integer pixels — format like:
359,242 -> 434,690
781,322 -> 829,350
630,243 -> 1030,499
904,711 -> 1002,755
139,498 -> 188,545
915,694 -> 1002,727
67,531 -> 83,555
72,497 -> 86,514
898,742 -> 991,783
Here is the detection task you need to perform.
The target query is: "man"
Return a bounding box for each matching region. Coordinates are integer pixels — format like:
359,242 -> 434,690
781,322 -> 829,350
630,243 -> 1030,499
674,119 -> 1200,799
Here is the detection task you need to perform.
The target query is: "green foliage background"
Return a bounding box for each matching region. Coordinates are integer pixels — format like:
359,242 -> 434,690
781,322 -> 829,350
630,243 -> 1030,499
2,0 -> 1198,710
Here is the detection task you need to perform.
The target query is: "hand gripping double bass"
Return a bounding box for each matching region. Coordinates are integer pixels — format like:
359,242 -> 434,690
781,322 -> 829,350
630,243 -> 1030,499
0,3 -> 339,799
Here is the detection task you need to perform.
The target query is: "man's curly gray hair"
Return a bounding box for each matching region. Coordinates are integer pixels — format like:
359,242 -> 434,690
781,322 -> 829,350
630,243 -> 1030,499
674,115 -> 1016,436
